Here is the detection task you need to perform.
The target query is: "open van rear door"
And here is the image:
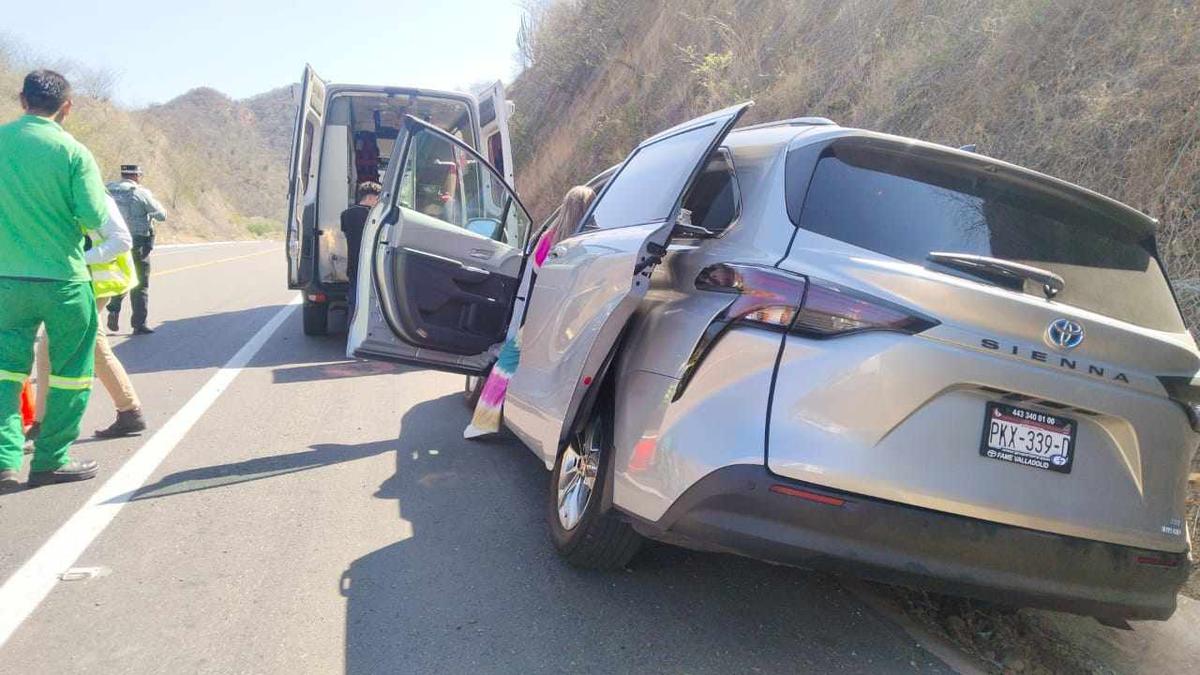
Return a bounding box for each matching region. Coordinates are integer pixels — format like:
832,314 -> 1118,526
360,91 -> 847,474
286,64 -> 326,289
477,81 -> 515,185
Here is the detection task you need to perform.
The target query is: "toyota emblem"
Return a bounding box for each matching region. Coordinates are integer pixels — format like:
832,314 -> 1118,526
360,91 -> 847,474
1046,318 -> 1084,350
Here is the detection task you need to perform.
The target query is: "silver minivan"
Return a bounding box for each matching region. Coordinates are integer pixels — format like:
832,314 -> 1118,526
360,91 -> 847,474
347,103 -> 1199,621
285,65 -> 513,335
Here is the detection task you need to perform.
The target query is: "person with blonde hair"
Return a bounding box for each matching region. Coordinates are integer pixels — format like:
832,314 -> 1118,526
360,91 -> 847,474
464,185 -> 596,439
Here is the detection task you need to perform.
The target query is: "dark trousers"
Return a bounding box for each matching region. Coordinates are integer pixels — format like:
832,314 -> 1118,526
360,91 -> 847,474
107,235 -> 152,328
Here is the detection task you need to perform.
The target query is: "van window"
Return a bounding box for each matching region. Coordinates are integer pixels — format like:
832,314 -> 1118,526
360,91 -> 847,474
791,142 -> 1184,332
487,132 -> 505,176
298,120 -> 315,195
397,128 -> 527,247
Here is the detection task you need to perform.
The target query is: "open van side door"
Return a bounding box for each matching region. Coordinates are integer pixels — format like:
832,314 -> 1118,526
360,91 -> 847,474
502,103 -> 751,463
477,80 -> 515,185
286,64 -> 327,289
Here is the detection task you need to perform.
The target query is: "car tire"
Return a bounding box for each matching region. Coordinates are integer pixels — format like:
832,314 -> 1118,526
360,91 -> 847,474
546,399 -> 643,569
302,298 -> 329,336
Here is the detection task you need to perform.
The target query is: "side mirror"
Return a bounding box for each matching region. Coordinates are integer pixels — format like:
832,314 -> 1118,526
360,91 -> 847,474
466,218 -> 503,240
672,208 -> 716,238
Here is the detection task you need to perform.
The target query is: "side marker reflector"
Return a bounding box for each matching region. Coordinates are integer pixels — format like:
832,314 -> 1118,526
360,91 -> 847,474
769,484 -> 845,507
1135,555 -> 1181,568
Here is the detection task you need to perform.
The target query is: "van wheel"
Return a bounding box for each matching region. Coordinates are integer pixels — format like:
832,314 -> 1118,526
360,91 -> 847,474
547,400 -> 643,569
302,299 -> 329,336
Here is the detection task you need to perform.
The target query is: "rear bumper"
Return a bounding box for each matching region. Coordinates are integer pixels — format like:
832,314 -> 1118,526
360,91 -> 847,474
630,465 -> 1189,620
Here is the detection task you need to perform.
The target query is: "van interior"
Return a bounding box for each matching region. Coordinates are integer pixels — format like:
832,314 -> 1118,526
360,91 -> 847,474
314,92 -> 477,285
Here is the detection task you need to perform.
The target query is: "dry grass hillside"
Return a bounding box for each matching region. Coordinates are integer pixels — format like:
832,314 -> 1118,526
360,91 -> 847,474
138,86 -> 291,229
510,0 -> 1199,318
0,46 -> 293,242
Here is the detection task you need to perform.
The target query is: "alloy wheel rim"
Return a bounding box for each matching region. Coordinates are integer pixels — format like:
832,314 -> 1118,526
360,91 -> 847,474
556,427 -> 600,531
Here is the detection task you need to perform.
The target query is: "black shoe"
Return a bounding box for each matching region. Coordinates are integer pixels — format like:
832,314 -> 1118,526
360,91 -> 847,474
95,409 -> 147,438
27,459 -> 99,486
132,325 -> 155,335
107,313 -> 120,333
0,469 -> 19,494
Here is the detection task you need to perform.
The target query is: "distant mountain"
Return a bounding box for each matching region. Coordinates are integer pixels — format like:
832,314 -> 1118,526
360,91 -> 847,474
138,86 -> 293,224
242,85 -> 297,160
2,36 -> 298,242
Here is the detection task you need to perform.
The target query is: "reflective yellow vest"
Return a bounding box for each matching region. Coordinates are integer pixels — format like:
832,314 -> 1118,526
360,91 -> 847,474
89,250 -> 139,299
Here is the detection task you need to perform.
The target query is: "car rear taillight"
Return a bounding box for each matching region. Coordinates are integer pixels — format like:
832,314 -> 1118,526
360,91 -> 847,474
1157,376 -> 1200,432
675,264 -> 938,401
694,263 -> 938,337
694,263 -> 806,330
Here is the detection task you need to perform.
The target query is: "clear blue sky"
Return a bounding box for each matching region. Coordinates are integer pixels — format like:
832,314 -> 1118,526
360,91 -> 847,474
3,0 -> 527,107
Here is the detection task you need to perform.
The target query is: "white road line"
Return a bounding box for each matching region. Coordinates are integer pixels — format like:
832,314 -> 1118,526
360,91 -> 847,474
0,295 -> 302,649
154,240 -> 263,250
154,242 -> 277,257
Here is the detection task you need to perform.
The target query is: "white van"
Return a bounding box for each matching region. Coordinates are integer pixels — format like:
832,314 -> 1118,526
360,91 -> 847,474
285,64 -> 514,334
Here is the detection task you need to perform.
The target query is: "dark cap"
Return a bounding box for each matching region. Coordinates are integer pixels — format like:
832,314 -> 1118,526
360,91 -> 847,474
120,164 -> 143,175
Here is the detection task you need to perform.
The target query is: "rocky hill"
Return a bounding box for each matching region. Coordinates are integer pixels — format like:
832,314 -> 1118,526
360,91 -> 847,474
138,86 -> 292,228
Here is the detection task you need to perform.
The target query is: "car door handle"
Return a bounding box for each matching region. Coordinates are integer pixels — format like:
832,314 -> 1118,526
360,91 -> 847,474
549,245 -> 567,259
469,248 -> 492,260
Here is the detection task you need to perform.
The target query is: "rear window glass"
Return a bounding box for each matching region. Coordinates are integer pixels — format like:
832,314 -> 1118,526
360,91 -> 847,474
584,122 -> 723,230
792,142 -> 1184,332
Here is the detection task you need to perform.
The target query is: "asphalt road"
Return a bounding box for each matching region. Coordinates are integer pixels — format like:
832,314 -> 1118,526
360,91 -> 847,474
0,241 -> 959,673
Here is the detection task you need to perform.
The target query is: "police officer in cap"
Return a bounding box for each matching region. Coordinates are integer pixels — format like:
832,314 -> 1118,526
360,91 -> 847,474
106,164 -> 166,334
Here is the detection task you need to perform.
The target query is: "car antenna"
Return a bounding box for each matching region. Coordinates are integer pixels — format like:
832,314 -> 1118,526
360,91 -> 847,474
959,144 -> 977,153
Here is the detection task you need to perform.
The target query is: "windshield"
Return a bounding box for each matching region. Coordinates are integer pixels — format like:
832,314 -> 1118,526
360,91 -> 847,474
791,141 -> 1185,332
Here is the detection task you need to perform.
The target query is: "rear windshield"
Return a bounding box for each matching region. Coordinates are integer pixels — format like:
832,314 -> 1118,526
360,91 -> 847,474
791,141 -> 1184,332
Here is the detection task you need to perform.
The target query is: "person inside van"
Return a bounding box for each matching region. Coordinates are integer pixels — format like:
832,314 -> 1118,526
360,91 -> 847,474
341,181 -> 382,309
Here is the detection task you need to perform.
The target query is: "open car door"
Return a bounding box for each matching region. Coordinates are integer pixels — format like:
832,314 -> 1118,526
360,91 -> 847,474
502,103 -> 751,462
349,103 -> 749,462
285,64 -> 326,289
477,81 -> 515,185
347,115 -> 532,372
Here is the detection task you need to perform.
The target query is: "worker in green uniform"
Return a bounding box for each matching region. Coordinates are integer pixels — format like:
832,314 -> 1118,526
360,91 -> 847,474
0,70 -> 108,493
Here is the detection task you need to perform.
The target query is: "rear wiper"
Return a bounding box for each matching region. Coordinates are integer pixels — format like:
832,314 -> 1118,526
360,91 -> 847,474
927,252 -> 1065,299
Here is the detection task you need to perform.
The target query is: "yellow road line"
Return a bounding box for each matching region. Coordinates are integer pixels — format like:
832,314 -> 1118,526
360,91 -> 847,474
151,248 -> 276,278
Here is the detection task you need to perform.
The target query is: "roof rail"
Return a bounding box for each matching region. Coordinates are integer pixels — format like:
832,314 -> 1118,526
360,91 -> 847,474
738,116 -> 836,132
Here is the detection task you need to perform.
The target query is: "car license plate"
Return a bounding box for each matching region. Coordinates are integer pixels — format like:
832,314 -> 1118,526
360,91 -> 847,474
979,402 -> 1075,474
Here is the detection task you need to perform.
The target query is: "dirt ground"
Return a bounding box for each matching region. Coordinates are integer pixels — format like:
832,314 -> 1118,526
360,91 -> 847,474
1183,452 -> 1200,600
